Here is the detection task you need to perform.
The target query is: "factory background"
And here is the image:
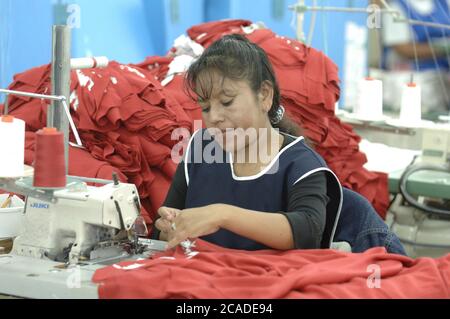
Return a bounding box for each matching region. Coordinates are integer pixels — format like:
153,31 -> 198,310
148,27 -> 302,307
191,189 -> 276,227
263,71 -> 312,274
0,0 -> 369,104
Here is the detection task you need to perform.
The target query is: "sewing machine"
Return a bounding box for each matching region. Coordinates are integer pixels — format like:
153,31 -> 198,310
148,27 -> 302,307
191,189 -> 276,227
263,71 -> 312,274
386,125 -> 450,258
339,109 -> 450,258
421,126 -> 450,165
0,170 -> 169,298
11,176 -> 141,264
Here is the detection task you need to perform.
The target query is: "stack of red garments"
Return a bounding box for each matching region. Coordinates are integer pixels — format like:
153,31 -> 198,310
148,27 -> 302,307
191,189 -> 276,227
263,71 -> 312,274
0,61 -> 195,225
131,56 -> 202,121
183,20 -> 390,218
92,239 -> 450,299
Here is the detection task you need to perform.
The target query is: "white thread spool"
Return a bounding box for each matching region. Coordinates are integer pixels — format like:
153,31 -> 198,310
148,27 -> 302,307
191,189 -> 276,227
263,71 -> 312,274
70,56 -> 109,69
0,115 -> 25,177
354,77 -> 383,120
399,82 -> 422,124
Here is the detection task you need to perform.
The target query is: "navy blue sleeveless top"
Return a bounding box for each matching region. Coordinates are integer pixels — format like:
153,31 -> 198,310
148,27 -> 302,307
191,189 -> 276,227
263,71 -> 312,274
184,129 -> 342,250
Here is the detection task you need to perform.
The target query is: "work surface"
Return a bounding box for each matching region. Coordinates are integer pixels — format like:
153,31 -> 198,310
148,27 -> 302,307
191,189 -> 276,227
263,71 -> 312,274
0,255 -> 99,299
0,248 -> 162,299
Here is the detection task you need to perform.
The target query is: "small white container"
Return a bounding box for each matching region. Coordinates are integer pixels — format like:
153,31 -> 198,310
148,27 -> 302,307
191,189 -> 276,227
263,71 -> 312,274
0,194 -> 25,239
0,116 -> 25,178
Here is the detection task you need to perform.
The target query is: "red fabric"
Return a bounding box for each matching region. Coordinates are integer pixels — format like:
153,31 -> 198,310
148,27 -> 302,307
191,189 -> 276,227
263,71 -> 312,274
92,239 -> 450,299
131,56 -> 173,82
187,19 -> 252,47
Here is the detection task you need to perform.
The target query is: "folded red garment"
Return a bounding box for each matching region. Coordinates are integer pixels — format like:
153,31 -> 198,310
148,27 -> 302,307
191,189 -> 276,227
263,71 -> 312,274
187,19 -> 252,47
132,56 -> 173,81
248,30 -> 309,68
163,75 -> 203,121
92,239 -> 450,299
139,135 -> 172,166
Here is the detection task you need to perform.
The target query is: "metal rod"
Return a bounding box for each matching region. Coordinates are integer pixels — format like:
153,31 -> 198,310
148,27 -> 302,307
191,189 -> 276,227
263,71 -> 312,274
67,176 -> 113,185
289,4 -> 450,30
396,17 -> 450,31
0,178 -> 56,204
289,5 -> 399,14
379,0 -> 401,19
0,89 -> 82,147
296,0 -> 306,42
0,88 -> 65,101
3,94 -> 8,115
61,100 -> 82,147
50,25 -> 71,173
52,192 -> 89,201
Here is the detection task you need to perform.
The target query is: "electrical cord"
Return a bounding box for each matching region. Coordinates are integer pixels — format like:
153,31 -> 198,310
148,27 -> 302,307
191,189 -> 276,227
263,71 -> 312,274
388,154 -> 419,210
399,161 -> 450,217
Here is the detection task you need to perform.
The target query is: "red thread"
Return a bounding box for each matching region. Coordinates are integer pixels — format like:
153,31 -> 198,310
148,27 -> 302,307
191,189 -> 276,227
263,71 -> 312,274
33,127 -> 66,188
1,115 -> 14,123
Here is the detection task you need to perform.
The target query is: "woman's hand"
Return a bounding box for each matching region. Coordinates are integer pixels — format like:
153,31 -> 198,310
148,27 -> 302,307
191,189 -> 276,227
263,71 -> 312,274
155,206 -> 181,241
167,204 -> 226,249
158,204 -> 294,251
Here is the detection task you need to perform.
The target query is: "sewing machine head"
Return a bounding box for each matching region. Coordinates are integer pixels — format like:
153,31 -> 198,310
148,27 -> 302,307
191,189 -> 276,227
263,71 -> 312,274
421,126 -> 450,165
10,178 -> 142,264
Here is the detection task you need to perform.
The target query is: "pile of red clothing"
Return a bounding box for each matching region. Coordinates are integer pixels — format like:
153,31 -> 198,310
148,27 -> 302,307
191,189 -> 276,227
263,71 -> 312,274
0,62 -> 195,224
92,239 -> 450,299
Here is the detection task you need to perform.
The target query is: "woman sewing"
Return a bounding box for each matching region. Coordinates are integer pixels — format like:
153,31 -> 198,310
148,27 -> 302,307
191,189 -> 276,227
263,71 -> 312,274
151,34 -> 342,251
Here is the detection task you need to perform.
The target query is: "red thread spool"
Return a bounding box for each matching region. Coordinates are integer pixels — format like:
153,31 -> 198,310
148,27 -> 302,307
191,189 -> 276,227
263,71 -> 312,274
1,115 -> 14,123
33,127 -> 66,188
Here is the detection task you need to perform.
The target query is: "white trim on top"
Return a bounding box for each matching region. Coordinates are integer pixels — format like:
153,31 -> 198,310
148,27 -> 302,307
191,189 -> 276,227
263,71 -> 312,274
293,167 -> 343,248
229,136 -> 305,181
184,129 -> 202,186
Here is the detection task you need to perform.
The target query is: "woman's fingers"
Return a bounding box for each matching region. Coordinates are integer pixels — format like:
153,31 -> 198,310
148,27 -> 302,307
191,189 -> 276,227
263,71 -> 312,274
155,217 -> 172,233
167,231 -> 189,250
157,206 -> 180,221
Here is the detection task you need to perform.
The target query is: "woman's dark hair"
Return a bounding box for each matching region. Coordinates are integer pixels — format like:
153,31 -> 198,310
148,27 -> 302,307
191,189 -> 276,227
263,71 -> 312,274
185,34 -> 300,136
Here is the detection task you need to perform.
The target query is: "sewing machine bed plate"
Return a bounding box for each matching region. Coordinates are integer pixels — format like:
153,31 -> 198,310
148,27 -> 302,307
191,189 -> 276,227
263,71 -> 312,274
388,168 -> 450,200
0,252 -> 156,299
0,255 -> 99,298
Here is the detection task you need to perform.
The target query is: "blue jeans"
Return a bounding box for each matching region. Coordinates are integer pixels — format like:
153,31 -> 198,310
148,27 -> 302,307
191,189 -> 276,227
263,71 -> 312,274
334,188 -> 406,255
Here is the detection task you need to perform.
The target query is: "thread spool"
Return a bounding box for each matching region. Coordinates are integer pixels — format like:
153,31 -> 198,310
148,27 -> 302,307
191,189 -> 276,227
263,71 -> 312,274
0,115 -> 25,177
354,77 -> 383,120
70,56 -> 109,69
399,82 -> 422,124
33,127 -> 66,188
